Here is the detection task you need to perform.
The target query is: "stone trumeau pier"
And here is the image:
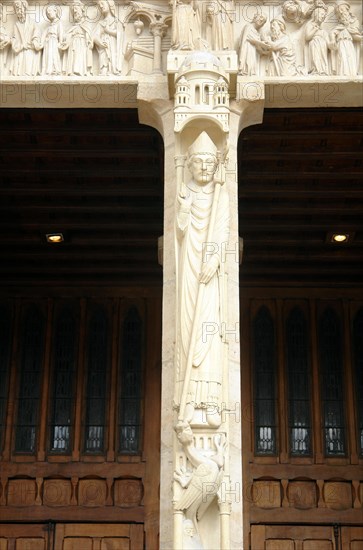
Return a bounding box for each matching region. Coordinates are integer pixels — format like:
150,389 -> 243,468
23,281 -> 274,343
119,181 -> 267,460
0,0 -> 362,548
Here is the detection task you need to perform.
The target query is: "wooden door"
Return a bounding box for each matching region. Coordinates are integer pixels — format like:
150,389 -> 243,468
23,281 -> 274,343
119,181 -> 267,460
251,525 -> 336,550
0,524 -> 51,550
54,524 -> 143,550
341,527 -> 363,549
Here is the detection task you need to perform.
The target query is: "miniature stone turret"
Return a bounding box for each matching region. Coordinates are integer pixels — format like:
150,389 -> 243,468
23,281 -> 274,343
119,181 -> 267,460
174,51 -> 230,132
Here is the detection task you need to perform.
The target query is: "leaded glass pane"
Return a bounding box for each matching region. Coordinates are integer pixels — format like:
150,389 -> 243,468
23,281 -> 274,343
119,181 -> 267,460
286,307 -> 312,456
119,307 -> 143,454
84,305 -> 108,453
15,305 -> 45,453
319,307 -> 346,456
353,308 -> 363,455
253,306 -> 277,455
49,306 -> 77,453
0,303 -> 12,451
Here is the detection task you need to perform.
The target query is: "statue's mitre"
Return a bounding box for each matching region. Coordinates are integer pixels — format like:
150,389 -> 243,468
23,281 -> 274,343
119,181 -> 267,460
188,132 -> 217,158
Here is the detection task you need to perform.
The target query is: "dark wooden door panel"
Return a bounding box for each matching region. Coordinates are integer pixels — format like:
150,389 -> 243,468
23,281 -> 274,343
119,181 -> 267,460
341,527 -> 363,549
251,525 -> 335,550
0,524 -> 50,550
0,524 -> 144,550
54,524 -> 143,550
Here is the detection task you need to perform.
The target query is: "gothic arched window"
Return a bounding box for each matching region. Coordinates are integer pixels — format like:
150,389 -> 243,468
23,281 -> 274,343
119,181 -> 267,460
253,306 -> 277,455
286,307 -> 312,456
84,305 -> 109,453
118,307 -> 143,454
15,304 -> 45,453
49,305 -> 77,453
318,307 -> 346,456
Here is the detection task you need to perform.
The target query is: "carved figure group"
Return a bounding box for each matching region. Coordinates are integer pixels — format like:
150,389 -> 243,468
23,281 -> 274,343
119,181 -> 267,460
0,0 -> 362,78
171,0 -> 235,51
0,0 -> 131,77
237,0 -> 362,77
169,0 -> 362,77
239,16 -> 301,77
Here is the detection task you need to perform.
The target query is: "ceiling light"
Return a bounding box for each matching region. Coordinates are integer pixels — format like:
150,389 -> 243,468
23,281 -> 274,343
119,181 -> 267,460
332,234 -> 348,243
326,231 -> 354,244
46,233 -> 64,243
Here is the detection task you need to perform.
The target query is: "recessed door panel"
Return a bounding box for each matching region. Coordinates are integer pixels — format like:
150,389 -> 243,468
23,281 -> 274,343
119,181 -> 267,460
251,525 -> 335,550
54,524 -> 142,550
341,527 -> 363,549
0,525 -> 50,550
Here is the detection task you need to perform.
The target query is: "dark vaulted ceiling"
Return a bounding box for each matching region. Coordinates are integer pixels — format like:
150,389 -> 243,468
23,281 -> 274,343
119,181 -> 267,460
0,107 -> 362,290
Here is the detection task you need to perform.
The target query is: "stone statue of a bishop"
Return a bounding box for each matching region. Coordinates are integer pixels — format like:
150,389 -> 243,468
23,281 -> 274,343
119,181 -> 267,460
174,132 -> 230,428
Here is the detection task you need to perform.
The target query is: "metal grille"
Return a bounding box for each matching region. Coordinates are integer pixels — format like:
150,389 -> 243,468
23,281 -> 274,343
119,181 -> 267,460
353,308 -> 363,455
49,306 -> 77,453
0,303 -> 12,451
119,307 -> 143,454
319,307 -> 346,456
84,305 -> 108,453
15,305 -> 45,453
253,306 -> 277,455
286,307 -> 312,456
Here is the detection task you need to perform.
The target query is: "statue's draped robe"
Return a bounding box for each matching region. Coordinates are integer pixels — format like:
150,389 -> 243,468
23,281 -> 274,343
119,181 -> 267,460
209,1 -> 234,50
333,21 -> 360,76
175,179 -> 229,416
267,33 -> 297,76
172,1 -> 200,50
11,18 -> 40,76
62,22 -> 92,76
42,20 -> 63,75
239,23 -> 262,75
0,24 -> 10,75
94,16 -> 123,75
305,22 -> 329,75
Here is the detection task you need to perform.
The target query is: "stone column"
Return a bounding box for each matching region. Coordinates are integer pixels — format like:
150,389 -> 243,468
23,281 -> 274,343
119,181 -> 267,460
138,53 -> 264,549
169,51 -> 244,550
150,22 -> 168,74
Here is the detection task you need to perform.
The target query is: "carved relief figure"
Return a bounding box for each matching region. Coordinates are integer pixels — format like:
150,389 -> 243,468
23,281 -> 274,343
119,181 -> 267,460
60,1 -> 93,76
304,2 -> 329,75
175,132 -> 229,428
41,5 -> 63,76
330,1 -> 362,76
282,0 -> 314,24
181,520 -> 202,550
93,0 -> 123,75
171,0 -> 202,50
174,421 -> 226,547
0,4 -> 11,75
238,13 -> 267,76
11,0 -> 41,76
264,18 -> 299,76
207,0 -> 235,50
